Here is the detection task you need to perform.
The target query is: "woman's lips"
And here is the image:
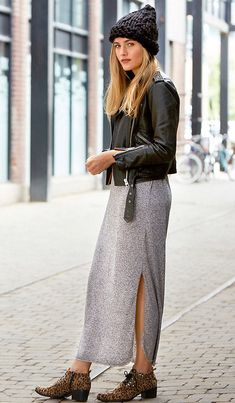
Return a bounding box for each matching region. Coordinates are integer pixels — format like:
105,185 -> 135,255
121,59 -> 131,64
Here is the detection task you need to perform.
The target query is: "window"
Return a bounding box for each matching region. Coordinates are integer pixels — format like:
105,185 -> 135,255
53,54 -> 87,176
53,55 -> 71,175
213,0 -> 220,17
0,12 -> 11,37
202,24 -> 220,133
219,0 -> 227,20
0,0 -> 11,6
71,58 -> 87,174
205,0 -> 227,20
231,0 -> 235,24
54,0 -> 88,29
53,0 -> 88,177
73,0 -> 88,29
55,0 -> 72,25
123,0 -> 141,15
0,42 -> 10,182
129,1 -> 141,12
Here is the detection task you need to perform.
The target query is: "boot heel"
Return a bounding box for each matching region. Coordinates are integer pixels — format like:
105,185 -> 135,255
141,386 -> 157,399
72,389 -> 90,402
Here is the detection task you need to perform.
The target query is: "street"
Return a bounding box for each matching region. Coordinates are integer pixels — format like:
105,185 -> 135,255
0,175 -> 234,402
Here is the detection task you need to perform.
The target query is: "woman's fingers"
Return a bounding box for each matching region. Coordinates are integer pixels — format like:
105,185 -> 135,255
85,151 -> 116,175
86,155 -> 107,175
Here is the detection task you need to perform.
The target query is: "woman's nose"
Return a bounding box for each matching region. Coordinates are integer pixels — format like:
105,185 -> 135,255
120,46 -> 128,56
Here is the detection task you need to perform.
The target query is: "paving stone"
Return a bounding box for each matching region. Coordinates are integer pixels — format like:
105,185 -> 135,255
0,179 -> 235,401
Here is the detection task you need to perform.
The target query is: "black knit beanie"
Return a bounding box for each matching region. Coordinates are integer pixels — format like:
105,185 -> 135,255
109,4 -> 159,56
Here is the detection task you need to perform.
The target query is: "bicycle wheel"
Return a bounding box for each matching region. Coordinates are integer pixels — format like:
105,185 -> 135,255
176,153 -> 203,184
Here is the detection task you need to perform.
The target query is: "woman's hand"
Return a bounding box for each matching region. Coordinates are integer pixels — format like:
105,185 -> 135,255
85,150 -> 118,175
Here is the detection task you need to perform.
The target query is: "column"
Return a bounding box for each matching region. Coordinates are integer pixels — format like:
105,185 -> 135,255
30,0 -> 53,201
192,0 -> 203,136
10,0 -> 28,190
87,0 -> 100,157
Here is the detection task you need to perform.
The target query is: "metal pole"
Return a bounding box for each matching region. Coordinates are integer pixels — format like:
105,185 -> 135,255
220,32 -> 228,135
220,0 -> 231,135
30,0 -> 53,201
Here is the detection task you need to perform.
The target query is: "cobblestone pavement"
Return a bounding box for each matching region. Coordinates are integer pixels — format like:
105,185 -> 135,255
0,177 -> 234,402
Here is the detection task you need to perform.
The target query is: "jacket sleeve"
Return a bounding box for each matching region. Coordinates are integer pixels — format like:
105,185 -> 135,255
113,80 -> 180,169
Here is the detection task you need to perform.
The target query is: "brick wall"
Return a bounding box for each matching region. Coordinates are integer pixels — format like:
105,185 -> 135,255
10,0 -> 28,185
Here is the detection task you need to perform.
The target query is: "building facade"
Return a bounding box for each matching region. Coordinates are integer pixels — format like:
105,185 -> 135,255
0,0 -> 234,206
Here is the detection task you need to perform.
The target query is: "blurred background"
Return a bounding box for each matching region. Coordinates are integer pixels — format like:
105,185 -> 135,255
0,0 -> 234,205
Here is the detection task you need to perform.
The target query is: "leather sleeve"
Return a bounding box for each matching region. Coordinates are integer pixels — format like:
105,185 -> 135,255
113,80 -> 180,169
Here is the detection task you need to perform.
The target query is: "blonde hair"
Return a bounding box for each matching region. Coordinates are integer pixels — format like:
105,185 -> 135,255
104,44 -> 159,118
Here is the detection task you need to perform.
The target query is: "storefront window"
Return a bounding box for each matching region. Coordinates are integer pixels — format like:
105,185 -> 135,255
213,0 -> 220,17
53,54 -> 88,176
0,0 -> 11,6
55,0 -> 72,25
53,55 -> 71,176
205,0 -> 227,19
0,42 -> 9,182
219,0 -> 226,20
73,0 -> 88,29
71,58 -> 87,174
129,1 -> 140,12
231,0 -> 235,24
202,24 -> 220,135
55,0 -> 87,28
123,0 -> 141,15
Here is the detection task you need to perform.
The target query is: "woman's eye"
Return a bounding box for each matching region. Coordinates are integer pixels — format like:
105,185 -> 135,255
127,42 -> 134,46
114,44 -> 120,48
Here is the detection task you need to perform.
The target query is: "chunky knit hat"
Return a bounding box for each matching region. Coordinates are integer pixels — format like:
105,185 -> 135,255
109,4 -> 159,55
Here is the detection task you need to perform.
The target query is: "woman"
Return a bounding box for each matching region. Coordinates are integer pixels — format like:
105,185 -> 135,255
35,4 -> 180,402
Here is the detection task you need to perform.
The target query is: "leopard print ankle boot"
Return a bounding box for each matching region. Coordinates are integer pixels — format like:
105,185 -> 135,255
97,366 -> 157,402
35,367 -> 91,401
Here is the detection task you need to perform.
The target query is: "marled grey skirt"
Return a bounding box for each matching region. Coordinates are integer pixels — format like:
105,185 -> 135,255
75,175 -> 172,366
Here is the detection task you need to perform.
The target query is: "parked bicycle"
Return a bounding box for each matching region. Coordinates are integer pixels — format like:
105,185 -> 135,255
176,134 -> 235,184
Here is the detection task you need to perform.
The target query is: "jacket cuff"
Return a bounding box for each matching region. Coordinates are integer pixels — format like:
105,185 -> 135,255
113,153 -> 127,169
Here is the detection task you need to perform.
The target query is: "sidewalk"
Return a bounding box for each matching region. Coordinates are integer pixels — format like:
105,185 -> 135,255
0,176 -> 234,402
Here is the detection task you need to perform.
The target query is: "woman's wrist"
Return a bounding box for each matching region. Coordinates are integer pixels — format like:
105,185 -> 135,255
108,149 -> 118,162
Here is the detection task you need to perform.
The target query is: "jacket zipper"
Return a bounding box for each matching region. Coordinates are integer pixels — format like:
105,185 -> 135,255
124,117 -> 135,186
136,132 -> 152,145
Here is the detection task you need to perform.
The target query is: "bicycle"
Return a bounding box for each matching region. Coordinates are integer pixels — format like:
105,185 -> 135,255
176,134 -> 235,184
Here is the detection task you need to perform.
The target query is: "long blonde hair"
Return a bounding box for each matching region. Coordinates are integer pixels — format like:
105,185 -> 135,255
104,44 -> 159,118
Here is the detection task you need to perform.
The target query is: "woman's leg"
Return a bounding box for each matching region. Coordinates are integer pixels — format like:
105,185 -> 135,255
70,359 -> 92,374
70,275 -> 152,374
133,274 -> 153,373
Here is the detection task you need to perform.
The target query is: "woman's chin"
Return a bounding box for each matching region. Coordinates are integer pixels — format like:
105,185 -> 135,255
121,64 -> 132,71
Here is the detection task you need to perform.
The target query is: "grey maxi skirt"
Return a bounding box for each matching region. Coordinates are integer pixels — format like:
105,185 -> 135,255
75,175 -> 172,366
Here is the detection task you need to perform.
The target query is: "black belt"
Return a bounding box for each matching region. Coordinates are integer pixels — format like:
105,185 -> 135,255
123,170 -> 166,223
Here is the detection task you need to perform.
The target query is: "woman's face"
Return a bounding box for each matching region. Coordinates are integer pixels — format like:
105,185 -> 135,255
113,37 -> 143,75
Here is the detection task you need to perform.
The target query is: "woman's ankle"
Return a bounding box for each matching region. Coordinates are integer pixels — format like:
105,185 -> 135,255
70,359 -> 92,374
133,363 -> 153,374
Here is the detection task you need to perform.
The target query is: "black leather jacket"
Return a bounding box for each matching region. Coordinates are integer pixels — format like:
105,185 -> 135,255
104,71 -> 180,222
